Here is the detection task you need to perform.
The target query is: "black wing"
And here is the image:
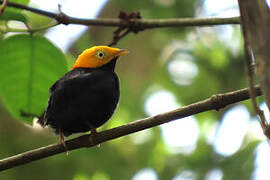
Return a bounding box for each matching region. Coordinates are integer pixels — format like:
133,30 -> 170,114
44,69 -> 119,136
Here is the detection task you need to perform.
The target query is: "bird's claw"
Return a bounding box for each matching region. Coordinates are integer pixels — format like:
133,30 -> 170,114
88,128 -> 100,147
60,130 -> 69,156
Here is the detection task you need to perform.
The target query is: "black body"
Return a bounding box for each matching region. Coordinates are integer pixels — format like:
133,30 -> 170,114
40,58 -> 119,136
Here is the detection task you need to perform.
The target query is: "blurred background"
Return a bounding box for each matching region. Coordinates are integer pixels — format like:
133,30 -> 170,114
0,0 -> 269,179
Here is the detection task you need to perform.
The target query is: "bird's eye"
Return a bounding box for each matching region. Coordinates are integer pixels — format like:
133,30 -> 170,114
97,51 -> 105,59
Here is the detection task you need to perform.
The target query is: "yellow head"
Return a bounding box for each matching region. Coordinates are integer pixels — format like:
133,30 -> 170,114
73,46 -> 129,69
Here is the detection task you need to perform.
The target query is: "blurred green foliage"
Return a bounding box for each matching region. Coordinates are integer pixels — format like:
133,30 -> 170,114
0,0 -> 263,180
0,11 -> 28,23
0,34 -> 67,123
0,0 -> 30,22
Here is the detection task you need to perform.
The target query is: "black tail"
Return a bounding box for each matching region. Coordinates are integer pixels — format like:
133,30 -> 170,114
20,110 -> 46,127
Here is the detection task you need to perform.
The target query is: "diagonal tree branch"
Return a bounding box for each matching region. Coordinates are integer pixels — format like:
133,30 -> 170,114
0,86 -> 262,172
238,0 -> 270,138
238,0 -> 269,138
0,1 -> 240,28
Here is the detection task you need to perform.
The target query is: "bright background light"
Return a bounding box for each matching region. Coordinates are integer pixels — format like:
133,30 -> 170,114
168,54 -> 198,86
31,0 -> 107,52
213,105 -> 249,156
253,141 -> 270,180
172,170 -> 196,180
202,0 -> 239,17
132,168 -> 157,180
205,169 -> 223,180
144,90 -> 199,153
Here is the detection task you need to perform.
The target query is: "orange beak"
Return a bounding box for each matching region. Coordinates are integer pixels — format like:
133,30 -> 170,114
116,49 -> 129,57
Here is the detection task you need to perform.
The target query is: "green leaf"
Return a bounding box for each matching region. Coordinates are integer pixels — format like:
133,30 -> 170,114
0,34 -> 67,124
23,11 -> 51,29
9,0 -> 29,4
1,0 -> 30,15
2,0 -> 30,8
0,10 -> 28,22
0,0 -> 30,22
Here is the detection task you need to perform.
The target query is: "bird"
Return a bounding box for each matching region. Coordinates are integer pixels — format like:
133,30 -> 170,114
38,46 -> 129,149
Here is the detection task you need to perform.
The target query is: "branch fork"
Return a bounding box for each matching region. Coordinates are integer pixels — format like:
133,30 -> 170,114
109,11 -> 144,46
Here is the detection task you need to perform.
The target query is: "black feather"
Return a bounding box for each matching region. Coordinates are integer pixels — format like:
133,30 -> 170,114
41,58 -> 120,136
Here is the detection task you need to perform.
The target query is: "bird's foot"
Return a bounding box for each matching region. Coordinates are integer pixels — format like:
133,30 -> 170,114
88,128 -> 100,147
59,130 -> 69,156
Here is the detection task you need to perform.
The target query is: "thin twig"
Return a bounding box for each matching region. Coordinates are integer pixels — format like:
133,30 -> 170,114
28,22 -> 59,33
108,29 -> 131,46
0,0 -> 240,28
0,86 -> 262,171
108,11 -> 143,46
0,0 -> 8,16
244,42 -> 267,132
238,0 -> 269,138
